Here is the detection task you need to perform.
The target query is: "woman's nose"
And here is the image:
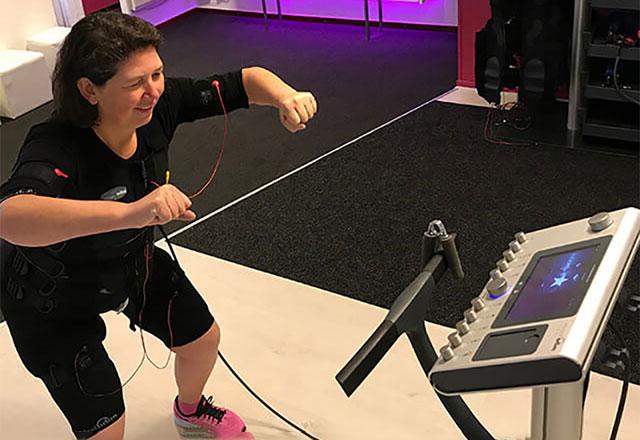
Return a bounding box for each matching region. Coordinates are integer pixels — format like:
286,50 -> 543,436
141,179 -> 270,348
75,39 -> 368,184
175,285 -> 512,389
143,80 -> 160,100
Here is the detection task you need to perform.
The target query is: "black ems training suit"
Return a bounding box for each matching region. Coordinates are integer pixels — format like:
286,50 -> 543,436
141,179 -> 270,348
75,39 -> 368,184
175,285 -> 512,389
0,73 -> 248,439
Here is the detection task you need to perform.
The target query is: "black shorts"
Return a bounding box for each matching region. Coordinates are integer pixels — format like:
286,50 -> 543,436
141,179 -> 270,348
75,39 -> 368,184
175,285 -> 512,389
1,246 -> 214,439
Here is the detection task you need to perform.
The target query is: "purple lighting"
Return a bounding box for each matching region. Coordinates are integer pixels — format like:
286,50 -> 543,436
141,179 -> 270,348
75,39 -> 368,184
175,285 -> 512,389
273,0 -> 453,27
131,1 -> 456,33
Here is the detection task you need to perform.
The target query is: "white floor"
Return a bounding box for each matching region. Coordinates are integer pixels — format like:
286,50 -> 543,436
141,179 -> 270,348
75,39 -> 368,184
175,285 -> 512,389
438,86 -> 518,107
1,244 -> 638,440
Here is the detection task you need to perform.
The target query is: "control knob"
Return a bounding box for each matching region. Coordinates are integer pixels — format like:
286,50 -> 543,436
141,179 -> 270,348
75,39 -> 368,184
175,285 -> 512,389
471,297 -> 486,312
464,309 -> 478,323
487,276 -> 508,297
515,232 -> 527,243
440,345 -> 455,361
503,250 -> 515,262
588,212 -> 613,232
497,259 -> 509,272
448,332 -> 463,348
456,320 -> 470,335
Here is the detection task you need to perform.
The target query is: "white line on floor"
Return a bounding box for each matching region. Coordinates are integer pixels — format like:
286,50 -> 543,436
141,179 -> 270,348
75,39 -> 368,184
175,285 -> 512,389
159,88 -> 455,244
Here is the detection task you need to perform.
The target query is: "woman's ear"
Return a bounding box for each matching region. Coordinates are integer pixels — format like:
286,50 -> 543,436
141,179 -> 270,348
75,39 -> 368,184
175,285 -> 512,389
76,77 -> 99,105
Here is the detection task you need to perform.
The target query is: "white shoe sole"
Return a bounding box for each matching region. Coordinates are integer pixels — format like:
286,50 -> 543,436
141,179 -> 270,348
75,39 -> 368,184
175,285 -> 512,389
175,417 -> 212,438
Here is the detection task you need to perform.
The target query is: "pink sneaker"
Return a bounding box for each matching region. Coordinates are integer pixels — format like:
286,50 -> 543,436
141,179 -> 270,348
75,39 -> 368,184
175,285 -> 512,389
173,396 -> 253,439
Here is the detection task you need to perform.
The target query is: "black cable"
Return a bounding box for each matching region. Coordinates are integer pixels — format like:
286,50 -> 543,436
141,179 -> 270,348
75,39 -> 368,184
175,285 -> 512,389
607,322 -> 631,440
159,226 -> 321,439
408,329 -> 495,440
158,225 -> 179,262
218,351 -> 320,440
497,101 -> 532,131
483,101 -> 531,147
484,111 -> 527,145
613,46 -> 640,106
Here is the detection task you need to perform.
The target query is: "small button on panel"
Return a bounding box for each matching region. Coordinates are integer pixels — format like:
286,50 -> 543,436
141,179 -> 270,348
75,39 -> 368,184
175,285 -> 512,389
448,332 -> 463,348
515,232 -> 527,243
464,309 -> 478,324
456,320 -> 470,335
471,297 -> 485,312
502,250 -> 515,262
509,240 -> 522,253
440,345 -> 455,361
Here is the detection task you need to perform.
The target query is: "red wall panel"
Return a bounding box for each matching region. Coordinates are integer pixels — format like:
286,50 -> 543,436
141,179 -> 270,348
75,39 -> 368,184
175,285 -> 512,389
457,0 -> 491,87
82,0 -> 119,14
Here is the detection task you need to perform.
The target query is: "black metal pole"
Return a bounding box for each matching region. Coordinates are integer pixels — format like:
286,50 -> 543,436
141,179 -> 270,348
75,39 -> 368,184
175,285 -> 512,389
262,0 -> 269,31
364,0 -> 370,40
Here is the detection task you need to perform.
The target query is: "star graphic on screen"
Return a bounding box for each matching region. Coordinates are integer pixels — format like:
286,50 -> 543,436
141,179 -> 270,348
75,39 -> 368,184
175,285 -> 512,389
550,273 -> 569,288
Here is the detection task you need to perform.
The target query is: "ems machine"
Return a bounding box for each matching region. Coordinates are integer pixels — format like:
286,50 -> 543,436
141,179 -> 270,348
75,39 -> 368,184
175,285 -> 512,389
337,207 -> 640,440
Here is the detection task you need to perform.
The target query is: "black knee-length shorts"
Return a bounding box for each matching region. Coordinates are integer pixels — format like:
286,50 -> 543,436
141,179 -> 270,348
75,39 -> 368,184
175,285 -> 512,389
1,246 -> 214,439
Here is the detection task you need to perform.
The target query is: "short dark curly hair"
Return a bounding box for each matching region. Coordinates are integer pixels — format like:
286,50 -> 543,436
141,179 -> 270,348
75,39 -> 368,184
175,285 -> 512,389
52,12 -> 163,128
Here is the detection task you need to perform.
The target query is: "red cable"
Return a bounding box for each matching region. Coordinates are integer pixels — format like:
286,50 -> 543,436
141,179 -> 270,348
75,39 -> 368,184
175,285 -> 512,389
131,183 -> 176,370
139,241 -> 173,369
188,80 -> 227,199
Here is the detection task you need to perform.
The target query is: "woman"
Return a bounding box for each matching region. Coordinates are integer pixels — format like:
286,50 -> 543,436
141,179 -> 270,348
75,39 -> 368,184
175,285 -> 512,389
0,11 -> 316,440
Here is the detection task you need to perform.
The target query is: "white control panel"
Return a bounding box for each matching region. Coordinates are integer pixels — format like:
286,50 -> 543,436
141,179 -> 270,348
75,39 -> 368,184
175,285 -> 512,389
429,207 -> 640,395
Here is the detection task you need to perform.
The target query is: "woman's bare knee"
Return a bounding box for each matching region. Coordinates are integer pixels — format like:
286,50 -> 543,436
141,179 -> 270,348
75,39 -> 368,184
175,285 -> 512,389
171,321 -> 220,358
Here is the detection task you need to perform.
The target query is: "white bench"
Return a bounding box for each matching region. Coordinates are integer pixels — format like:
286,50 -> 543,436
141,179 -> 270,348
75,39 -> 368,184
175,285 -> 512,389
26,26 -> 71,75
0,50 -> 52,119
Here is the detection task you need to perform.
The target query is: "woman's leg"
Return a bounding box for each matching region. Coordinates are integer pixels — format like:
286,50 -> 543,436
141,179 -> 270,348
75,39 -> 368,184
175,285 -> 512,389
172,321 -> 221,404
127,248 -> 249,437
126,247 -> 219,404
2,295 -> 126,440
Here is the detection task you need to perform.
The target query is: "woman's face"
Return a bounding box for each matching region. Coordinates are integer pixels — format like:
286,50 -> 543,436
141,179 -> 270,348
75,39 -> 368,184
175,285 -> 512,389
92,46 -> 165,130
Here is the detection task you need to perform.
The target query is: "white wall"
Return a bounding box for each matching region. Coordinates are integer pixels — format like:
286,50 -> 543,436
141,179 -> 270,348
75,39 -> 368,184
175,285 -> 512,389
0,0 -> 58,50
120,0 -> 197,26
200,0 -> 457,27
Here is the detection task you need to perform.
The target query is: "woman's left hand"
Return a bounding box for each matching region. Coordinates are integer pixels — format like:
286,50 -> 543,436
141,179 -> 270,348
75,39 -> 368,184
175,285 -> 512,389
278,91 -> 317,133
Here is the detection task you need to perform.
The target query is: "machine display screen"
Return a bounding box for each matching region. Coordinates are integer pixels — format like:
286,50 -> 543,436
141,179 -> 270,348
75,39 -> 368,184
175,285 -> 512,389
493,237 -> 611,327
